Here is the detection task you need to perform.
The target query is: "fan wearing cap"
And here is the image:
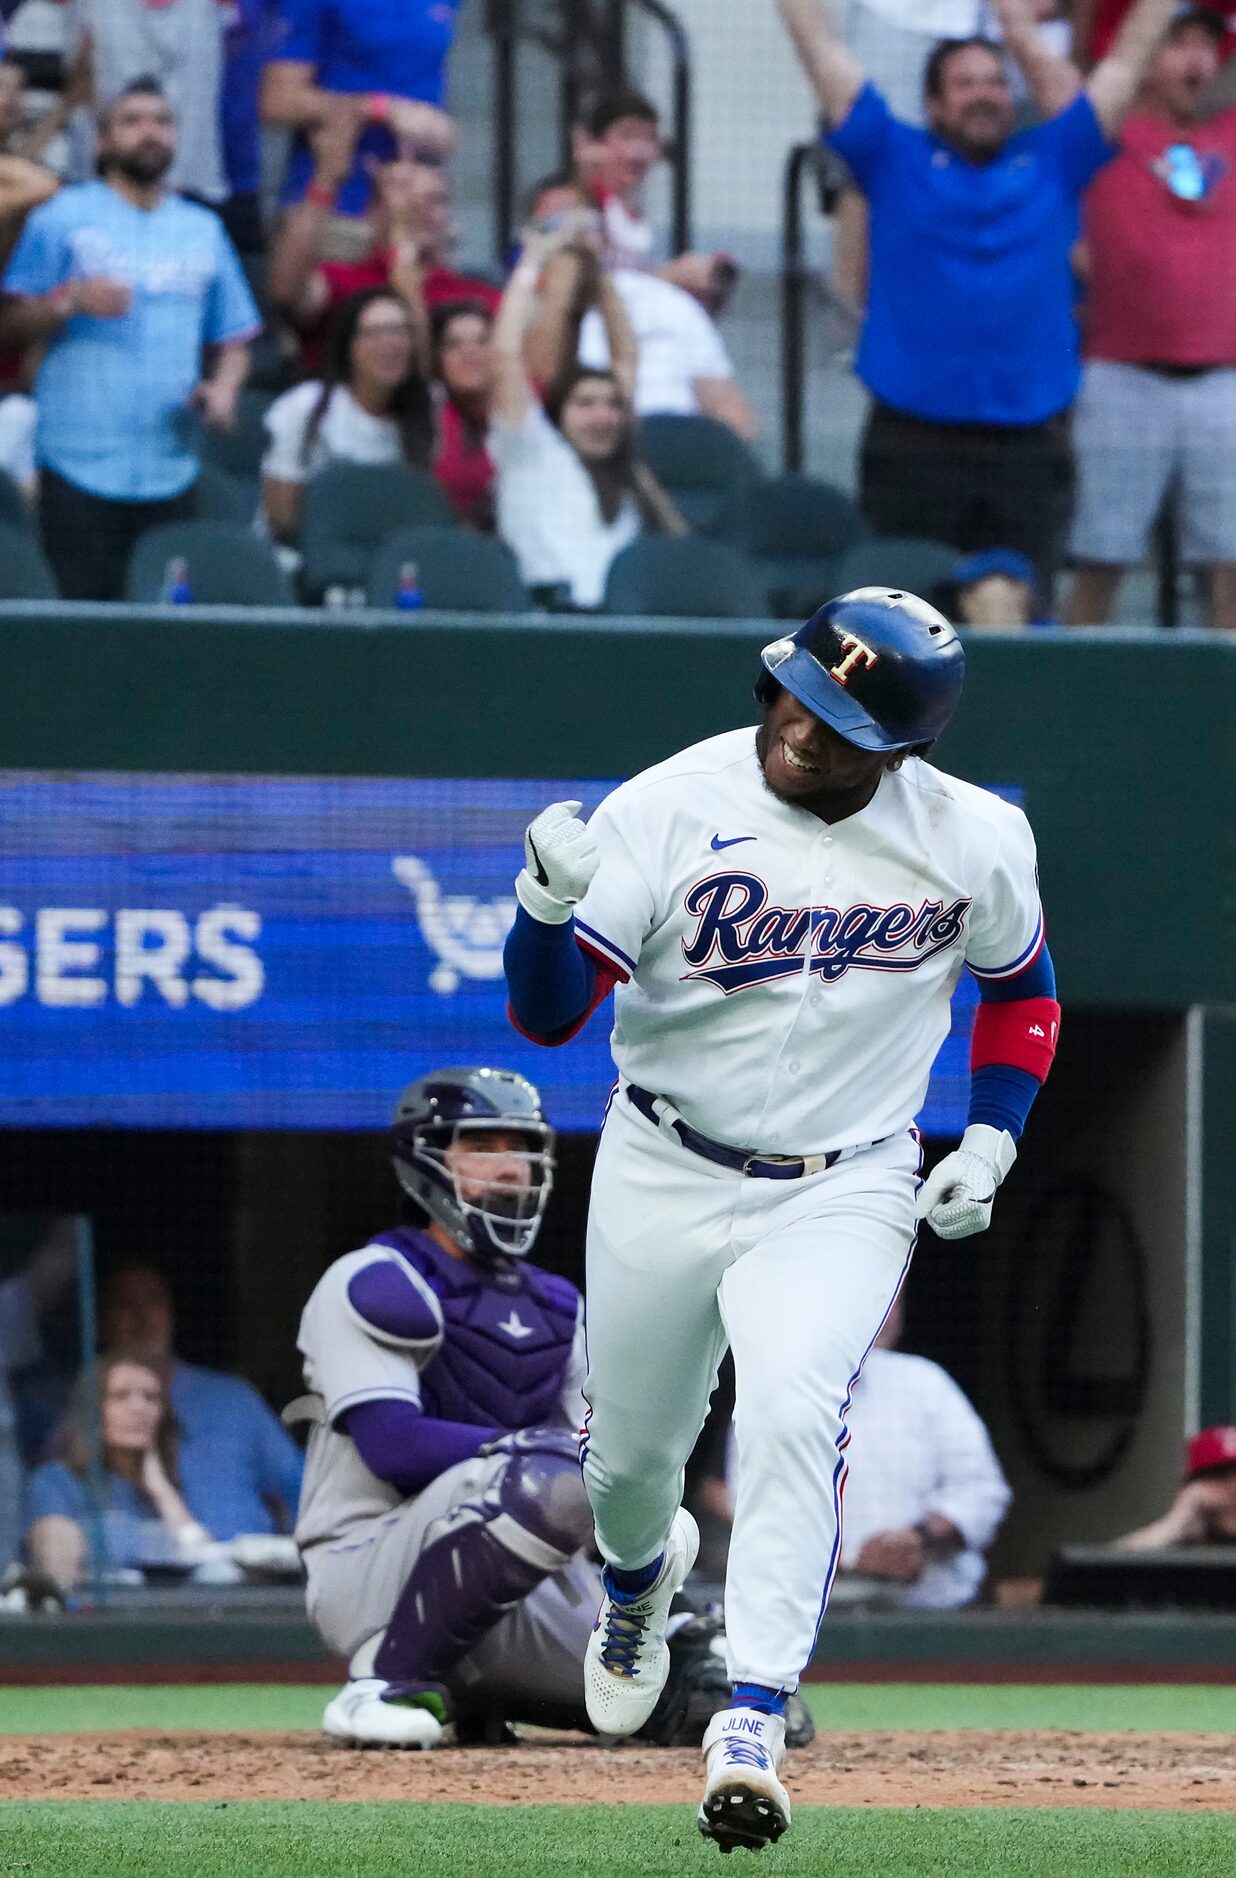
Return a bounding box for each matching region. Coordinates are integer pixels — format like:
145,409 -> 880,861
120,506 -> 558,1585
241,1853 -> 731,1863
1116,1426 -> 1236,1549
503,587 -> 1060,1853
951,548 -> 1056,628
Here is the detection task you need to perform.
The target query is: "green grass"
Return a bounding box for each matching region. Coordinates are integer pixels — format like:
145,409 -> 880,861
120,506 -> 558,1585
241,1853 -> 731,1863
2,1682 -> 1234,1737
0,1804 -> 1233,1878
802,1683 -> 1236,1734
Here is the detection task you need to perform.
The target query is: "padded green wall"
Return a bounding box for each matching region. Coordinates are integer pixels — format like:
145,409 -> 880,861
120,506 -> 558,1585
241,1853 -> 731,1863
2,607 -> 1232,1007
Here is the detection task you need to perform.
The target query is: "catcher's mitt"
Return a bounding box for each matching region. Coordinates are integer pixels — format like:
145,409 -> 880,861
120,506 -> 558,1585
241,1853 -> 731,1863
637,1613 -> 815,1749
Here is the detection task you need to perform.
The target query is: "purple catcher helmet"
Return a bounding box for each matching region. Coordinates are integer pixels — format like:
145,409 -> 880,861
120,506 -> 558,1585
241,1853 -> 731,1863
390,1067 -> 556,1264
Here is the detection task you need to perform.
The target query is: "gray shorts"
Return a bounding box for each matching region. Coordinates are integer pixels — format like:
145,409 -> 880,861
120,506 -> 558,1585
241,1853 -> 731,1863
1069,360 -> 1236,566
304,1452 -> 602,1719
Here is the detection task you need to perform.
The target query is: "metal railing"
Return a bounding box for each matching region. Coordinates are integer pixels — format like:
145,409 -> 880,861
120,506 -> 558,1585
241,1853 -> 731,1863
484,0 -> 692,264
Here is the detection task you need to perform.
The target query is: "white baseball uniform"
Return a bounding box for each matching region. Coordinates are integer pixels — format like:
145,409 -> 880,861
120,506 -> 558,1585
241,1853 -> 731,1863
571,727 -> 1043,1690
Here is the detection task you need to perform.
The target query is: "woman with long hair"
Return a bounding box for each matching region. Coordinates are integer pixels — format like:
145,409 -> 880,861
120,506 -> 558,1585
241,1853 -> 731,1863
490,218 -> 685,609
430,298 -> 496,531
25,1354 -> 210,1591
261,285 -> 435,544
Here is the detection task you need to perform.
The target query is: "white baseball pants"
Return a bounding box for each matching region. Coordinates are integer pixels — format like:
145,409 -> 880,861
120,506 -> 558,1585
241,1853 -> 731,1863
581,1089 -> 920,1691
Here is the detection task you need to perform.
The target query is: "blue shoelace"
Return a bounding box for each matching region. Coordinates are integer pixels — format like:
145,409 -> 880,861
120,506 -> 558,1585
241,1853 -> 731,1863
599,1600 -> 649,1676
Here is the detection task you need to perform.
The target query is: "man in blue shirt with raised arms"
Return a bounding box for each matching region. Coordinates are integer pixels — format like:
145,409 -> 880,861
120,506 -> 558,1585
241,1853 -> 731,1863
777,0 -> 1179,594
0,79 -> 259,601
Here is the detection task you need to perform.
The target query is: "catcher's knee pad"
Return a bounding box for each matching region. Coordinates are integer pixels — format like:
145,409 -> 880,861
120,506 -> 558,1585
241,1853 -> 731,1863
493,1447 -> 594,1567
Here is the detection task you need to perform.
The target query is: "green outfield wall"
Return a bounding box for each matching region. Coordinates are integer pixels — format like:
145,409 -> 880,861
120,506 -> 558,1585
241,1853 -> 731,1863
2,607 -> 1233,1008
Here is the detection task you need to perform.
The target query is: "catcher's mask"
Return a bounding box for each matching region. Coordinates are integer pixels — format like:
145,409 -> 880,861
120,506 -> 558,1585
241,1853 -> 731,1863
390,1067 -> 556,1265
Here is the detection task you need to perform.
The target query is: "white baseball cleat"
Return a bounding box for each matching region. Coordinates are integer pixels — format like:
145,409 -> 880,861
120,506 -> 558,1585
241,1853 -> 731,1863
584,1507 -> 699,1736
321,1678 -> 446,1749
698,1707 -> 792,1854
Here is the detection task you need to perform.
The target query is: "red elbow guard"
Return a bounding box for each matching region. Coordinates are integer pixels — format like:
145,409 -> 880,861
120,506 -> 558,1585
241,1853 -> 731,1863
971,998 -> 1061,1082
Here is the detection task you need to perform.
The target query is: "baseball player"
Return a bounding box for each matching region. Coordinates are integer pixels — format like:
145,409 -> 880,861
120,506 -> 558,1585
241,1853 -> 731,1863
290,1065 -> 793,1751
504,589 -> 1060,1850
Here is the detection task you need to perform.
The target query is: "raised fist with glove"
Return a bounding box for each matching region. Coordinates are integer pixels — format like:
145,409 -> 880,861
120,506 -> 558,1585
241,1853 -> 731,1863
914,1124 -> 1017,1240
515,800 -> 600,924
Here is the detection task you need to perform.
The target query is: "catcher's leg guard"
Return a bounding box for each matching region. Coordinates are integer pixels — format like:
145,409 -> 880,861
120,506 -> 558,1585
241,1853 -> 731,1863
372,1444 -> 593,1688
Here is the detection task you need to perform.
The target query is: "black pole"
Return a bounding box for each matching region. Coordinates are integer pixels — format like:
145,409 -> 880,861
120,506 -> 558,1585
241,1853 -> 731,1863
669,27 -> 691,255
781,143 -> 812,475
1154,488 -> 1181,630
490,0 -> 518,263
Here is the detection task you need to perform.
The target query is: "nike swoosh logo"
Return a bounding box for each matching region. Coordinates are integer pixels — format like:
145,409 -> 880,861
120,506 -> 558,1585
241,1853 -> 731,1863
711,834 -> 756,851
527,830 -> 550,886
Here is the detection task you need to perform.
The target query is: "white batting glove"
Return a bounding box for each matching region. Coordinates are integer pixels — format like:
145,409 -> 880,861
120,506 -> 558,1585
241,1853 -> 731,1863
915,1124 -> 1017,1240
515,800 -> 600,925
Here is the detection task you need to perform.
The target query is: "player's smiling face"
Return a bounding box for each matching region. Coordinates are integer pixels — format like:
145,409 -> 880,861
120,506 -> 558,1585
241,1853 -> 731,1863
756,686 -> 898,818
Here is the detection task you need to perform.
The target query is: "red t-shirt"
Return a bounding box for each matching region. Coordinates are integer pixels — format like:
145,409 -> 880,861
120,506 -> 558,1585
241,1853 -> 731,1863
1088,0 -> 1234,59
298,256 -> 502,375
1083,106 -> 1236,364
432,397 -> 494,530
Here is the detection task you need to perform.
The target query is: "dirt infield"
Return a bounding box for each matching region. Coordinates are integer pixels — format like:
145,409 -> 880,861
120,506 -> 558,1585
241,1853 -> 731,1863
2,1731 -> 1233,1809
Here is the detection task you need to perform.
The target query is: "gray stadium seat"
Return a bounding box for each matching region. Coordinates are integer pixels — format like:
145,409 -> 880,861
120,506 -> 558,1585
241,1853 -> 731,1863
830,536 -> 962,610
601,536 -> 768,618
125,520 -> 294,606
299,461 -> 456,602
637,415 -> 764,535
367,526 -> 531,613
0,521 -> 56,598
730,474 -> 871,618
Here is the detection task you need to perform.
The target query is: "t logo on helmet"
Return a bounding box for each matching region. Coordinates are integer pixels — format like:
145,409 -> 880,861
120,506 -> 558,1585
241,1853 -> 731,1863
829,631 -> 880,687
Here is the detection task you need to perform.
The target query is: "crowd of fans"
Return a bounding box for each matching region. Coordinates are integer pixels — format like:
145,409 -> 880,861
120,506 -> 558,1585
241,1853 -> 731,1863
0,0 -> 1221,620
1,1236 -> 302,1595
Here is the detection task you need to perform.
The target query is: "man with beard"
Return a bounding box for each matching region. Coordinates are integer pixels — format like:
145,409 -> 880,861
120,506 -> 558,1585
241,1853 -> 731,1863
0,80 -> 258,599
504,588 -> 1059,1851
777,0 -> 1178,598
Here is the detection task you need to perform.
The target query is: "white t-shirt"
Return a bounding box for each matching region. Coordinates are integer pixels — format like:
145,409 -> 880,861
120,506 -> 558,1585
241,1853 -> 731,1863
578,269 -> 734,418
600,194 -> 656,271
573,728 -> 1045,1154
0,395 -> 37,492
491,403 -> 641,608
262,382 -> 404,484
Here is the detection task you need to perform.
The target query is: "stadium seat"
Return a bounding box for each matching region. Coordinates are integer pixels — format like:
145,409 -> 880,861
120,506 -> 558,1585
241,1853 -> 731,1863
601,536 -> 768,619
198,388 -> 274,486
125,521 -> 295,606
0,521 -> 56,598
0,469 -> 32,535
367,526 -> 531,613
637,415 -> 764,535
192,465 -> 254,524
298,461 -> 456,602
730,474 -> 870,617
829,536 -> 962,610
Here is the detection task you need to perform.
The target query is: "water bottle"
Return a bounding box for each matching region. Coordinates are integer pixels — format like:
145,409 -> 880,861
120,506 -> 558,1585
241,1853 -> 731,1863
394,562 -> 424,611
162,556 -> 194,605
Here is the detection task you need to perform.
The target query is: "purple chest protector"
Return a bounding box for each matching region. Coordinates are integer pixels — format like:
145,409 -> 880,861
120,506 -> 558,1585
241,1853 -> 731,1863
373,1227 -> 579,1431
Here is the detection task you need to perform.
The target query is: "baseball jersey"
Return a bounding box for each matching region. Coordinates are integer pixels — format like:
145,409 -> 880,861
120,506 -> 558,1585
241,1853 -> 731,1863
572,728 -> 1044,1156
295,1226 -> 585,1548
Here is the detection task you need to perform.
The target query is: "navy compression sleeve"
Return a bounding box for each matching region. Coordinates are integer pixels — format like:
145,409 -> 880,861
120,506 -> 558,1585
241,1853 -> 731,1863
503,904 -> 598,1040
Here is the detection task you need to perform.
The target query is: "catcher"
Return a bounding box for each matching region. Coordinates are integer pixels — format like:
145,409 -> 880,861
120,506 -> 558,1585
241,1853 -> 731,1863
288,1064 -> 813,1751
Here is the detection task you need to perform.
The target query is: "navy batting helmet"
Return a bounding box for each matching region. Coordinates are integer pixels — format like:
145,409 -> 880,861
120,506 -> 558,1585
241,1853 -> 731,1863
391,1067 -> 555,1265
755,587 -> 965,753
